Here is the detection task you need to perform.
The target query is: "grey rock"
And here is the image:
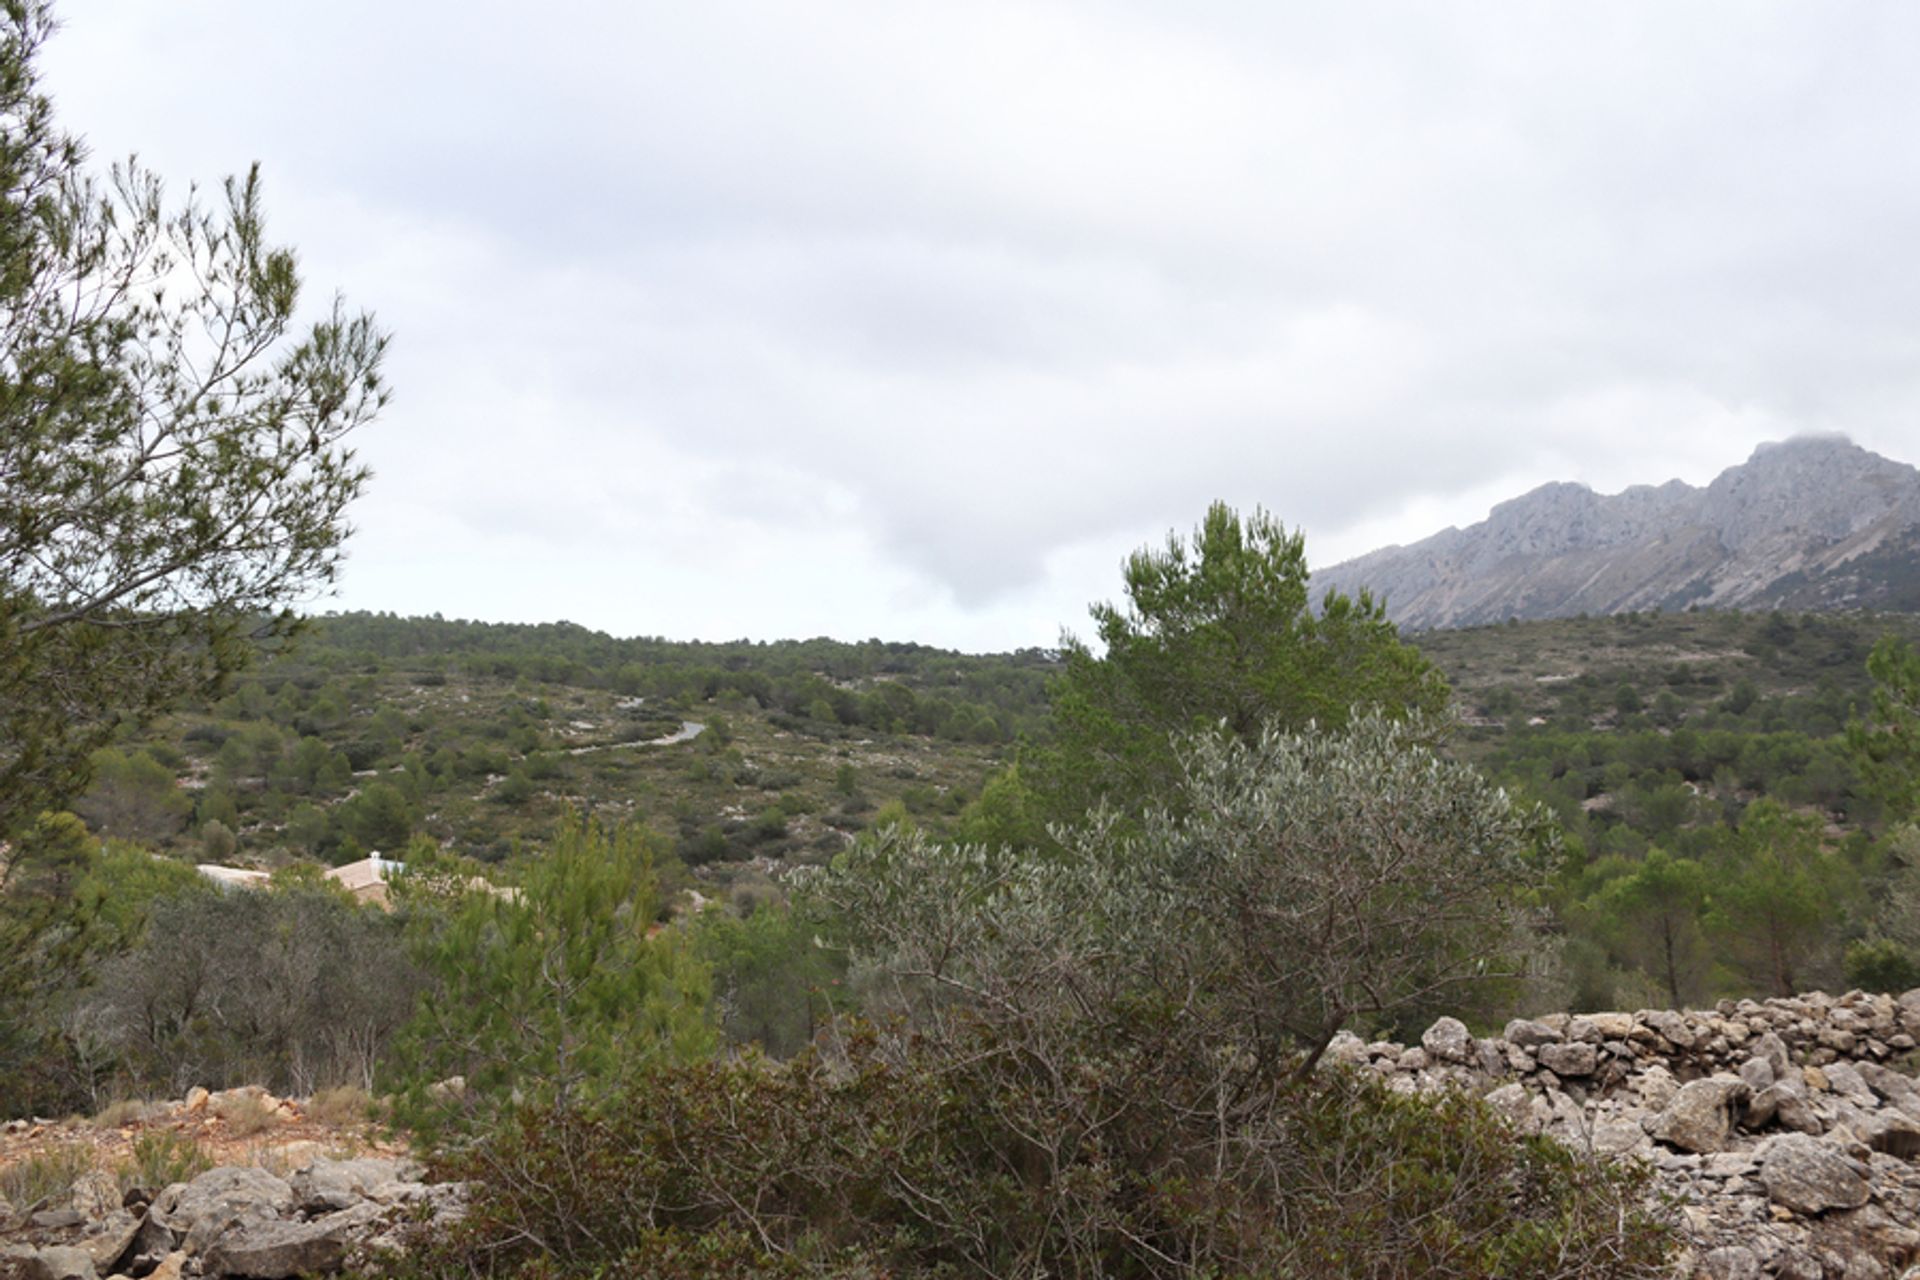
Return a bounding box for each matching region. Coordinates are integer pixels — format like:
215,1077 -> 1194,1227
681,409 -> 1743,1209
1700,1245 -> 1762,1280
1537,1041 -> 1598,1077
288,1157 -> 422,1215
1312,438 -> 1920,628
1483,1082 -> 1535,1132
200,1212 -> 366,1280
1421,1016 -> 1474,1065
1647,1075 -> 1749,1154
1642,1008 -> 1696,1048
1739,1055 -> 1775,1093
1753,1031 -> 1793,1079
1857,1062 -> 1920,1111
1823,1061 -> 1876,1106
1637,1063 -> 1681,1111
23,1247 -> 96,1280
1502,1018 -> 1562,1048
1591,1118 -> 1650,1157
1858,1110 -> 1920,1159
1759,1134 -> 1871,1215
153,1166 -> 294,1239
77,1210 -> 141,1274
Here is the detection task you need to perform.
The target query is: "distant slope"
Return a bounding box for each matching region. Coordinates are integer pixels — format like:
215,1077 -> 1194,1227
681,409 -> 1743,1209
1313,436 -> 1920,629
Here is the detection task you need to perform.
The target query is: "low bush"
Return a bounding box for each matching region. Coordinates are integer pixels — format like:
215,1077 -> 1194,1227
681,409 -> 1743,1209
116,1130 -> 213,1193
404,1030 -> 1673,1280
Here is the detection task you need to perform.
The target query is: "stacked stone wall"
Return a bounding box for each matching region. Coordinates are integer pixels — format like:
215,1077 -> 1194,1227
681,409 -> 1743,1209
1331,990 -> 1920,1279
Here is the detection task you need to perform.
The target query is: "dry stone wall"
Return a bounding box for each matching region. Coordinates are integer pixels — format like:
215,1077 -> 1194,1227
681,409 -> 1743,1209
1331,989 -> 1920,1279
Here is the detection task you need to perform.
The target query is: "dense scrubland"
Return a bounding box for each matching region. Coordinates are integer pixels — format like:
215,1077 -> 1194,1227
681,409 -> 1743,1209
62,595 -> 1920,1018
8,2 -> 1920,1267
12,502 -> 1920,1276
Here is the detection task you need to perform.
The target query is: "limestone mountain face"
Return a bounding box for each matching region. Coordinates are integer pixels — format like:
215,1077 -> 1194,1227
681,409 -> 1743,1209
1314,436 -> 1920,630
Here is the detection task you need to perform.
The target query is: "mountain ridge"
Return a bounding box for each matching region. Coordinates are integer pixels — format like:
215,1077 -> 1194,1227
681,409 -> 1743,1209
1314,435 -> 1920,630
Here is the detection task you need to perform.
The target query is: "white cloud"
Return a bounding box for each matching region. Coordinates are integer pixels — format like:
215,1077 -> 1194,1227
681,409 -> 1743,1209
34,1 -> 1920,648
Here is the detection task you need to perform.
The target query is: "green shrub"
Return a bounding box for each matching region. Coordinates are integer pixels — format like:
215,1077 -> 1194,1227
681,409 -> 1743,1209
403,1035 -> 1672,1280
1844,937 -> 1920,993
386,812 -> 713,1139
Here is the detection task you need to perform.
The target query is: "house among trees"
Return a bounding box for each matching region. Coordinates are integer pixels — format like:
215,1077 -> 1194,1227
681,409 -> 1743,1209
195,852 -> 404,907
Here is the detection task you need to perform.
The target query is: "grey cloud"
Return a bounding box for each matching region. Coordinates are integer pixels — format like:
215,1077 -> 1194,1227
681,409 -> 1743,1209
34,0 -> 1920,646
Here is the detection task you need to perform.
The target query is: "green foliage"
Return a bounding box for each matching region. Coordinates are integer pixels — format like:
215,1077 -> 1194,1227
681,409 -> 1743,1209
1843,937 -> 1920,994
339,781 -> 413,853
818,710 -> 1551,1078
117,1129 -> 214,1193
1033,502 -> 1448,825
1591,849 -> 1709,1008
84,880 -> 420,1096
1704,800 -> 1841,997
74,749 -> 192,844
1851,635 -> 1920,820
696,904 -> 842,1058
0,1144 -> 96,1213
950,758 -> 1050,850
388,812 -> 714,1137
405,1033 -> 1670,1280
0,1 -> 388,840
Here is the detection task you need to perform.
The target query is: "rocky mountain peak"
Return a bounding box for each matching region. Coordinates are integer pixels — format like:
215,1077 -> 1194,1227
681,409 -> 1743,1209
1313,436 -> 1920,630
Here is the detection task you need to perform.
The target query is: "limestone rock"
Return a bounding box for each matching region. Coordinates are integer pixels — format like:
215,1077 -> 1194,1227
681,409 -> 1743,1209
1647,1075 -> 1749,1154
1759,1134 -> 1871,1215
1421,1016 -> 1474,1065
76,1210 -> 141,1274
1502,1018 -> 1562,1048
199,1209 -> 375,1280
23,1247 -> 95,1280
289,1157 -> 423,1215
1700,1244 -> 1761,1279
1538,1040 -> 1598,1078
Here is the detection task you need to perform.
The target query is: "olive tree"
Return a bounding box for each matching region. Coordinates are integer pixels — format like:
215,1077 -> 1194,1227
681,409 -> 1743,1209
814,709 -> 1553,1084
0,1 -> 388,837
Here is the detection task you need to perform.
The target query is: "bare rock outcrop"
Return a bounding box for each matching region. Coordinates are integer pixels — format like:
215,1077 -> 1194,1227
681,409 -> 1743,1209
1,1156 -> 463,1280
1314,435 -> 1920,627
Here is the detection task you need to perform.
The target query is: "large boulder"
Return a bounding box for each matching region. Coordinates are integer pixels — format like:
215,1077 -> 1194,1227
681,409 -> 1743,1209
1646,1075 -> 1749,1154
151,1166 -> 297,1258
152,1166 -> 295,1236
288,1157 -> 424,1214
1758,1134 -> 1871,1215
199,1209 -> 377,1280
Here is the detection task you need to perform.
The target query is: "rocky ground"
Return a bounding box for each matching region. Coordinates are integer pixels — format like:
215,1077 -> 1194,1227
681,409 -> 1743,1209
9,994 -> 1920,1278
0,1088 -> 456,1280
1333,989 -> 1920,1279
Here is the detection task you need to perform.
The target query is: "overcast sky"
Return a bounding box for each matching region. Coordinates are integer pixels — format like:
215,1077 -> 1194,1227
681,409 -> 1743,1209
38,2 -> 1920,652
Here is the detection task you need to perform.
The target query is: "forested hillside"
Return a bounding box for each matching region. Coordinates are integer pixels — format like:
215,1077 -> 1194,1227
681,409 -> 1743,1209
67,594 -> 1920,1026
74,613 -> 1054,889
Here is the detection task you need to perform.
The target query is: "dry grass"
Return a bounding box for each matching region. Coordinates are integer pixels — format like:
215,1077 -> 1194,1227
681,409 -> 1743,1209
90,1099 -> 155,1129
113,1130 -> 213,1195
306,1085 -> 371,1127
0,1144 -> 97,1212
222,1094 -> 282,1139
